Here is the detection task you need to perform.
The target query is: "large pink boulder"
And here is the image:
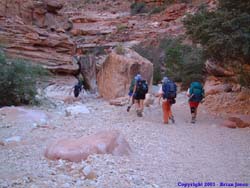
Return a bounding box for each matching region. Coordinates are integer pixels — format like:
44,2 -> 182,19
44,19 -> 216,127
97,48 -> 153,100
44,130 -> 131,162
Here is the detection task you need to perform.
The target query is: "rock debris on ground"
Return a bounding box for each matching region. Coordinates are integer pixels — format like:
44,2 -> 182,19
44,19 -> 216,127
0,93 -> 250,188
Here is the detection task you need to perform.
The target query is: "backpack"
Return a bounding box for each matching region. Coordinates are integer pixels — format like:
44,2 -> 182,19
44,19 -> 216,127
162,80 -> 177,99
136,80 -> 148,95
74,82 -> 83,98
189,82 -> 204,102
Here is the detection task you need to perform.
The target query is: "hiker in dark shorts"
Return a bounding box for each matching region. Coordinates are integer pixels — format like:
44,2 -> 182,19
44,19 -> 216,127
127,74 -> 140,112
132,75 -> 148,117
187,81 -> 205,123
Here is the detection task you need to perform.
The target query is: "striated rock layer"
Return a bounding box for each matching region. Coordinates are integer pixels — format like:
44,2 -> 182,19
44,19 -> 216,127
0,0 -> 76,73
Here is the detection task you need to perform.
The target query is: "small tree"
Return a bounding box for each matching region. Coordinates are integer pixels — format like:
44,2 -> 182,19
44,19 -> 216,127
183,0 -> 250,64
133,37 -> 205,88
0,51 -> 49,106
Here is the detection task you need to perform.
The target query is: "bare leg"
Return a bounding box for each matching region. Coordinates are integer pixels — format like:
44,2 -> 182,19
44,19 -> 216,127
138,99 -> 144,117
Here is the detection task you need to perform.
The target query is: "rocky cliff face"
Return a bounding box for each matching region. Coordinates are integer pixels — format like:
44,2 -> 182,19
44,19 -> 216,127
0,0 -> 76,73
0,0 -> 71,30
0,0 -> 191,73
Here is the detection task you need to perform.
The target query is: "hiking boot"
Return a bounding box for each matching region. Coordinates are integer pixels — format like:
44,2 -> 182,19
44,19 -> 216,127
170,116 -> 175,123
127,106 -> 131,112
191,117 -> 196,124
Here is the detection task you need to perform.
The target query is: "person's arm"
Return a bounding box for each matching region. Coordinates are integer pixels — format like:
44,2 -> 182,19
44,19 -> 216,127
186,88 -> 190,97
157,85 -> 163,105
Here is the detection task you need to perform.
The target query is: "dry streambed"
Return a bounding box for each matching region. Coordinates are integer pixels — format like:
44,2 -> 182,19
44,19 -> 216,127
0,94 -> 250,188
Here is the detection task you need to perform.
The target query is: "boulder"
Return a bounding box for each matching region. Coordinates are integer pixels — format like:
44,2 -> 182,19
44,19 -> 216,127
45,0 -> 63,14
228,117 -> 250,128
221,116 -> 250,129
97,48 -> 153,100
45,130 -> 131,162
204,76 -> 233,96
221,120 -> 237,129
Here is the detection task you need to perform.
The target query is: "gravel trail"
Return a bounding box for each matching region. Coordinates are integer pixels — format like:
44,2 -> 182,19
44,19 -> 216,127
0,93 -> 249,188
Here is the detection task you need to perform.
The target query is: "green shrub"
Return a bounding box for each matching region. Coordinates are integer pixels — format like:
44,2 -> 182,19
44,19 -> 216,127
115,44 -> 125,55
160,38 -> 205,88
133,37 -> 205,87
130,2 -> 148,15
149,6 -> 165,14
116,24 -> 128,32
183,0 -> 250,64
237,65 -> 250,89
0,51 -> 49,106
153,66 -> 162,84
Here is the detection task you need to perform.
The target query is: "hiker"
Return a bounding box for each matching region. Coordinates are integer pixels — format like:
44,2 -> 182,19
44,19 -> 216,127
132,74 -> 148,117
186,81 -> 205,123
73,76 -> 84,98
72,47 -> 85,98
127,74 -> 139,112
158,77 -> 177,124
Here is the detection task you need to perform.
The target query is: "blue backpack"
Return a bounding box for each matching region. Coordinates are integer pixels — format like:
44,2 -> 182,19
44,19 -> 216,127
162,80 -> 177,99
189,82 -> 204,102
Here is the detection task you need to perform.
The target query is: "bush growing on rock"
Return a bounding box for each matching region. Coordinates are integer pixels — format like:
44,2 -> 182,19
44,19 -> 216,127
130,2 -> 148,15
0,51 -> 49,106
115,44 -> 125,55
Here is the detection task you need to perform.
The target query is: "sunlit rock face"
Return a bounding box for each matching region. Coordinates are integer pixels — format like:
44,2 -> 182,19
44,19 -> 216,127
97,48 -> 153,100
